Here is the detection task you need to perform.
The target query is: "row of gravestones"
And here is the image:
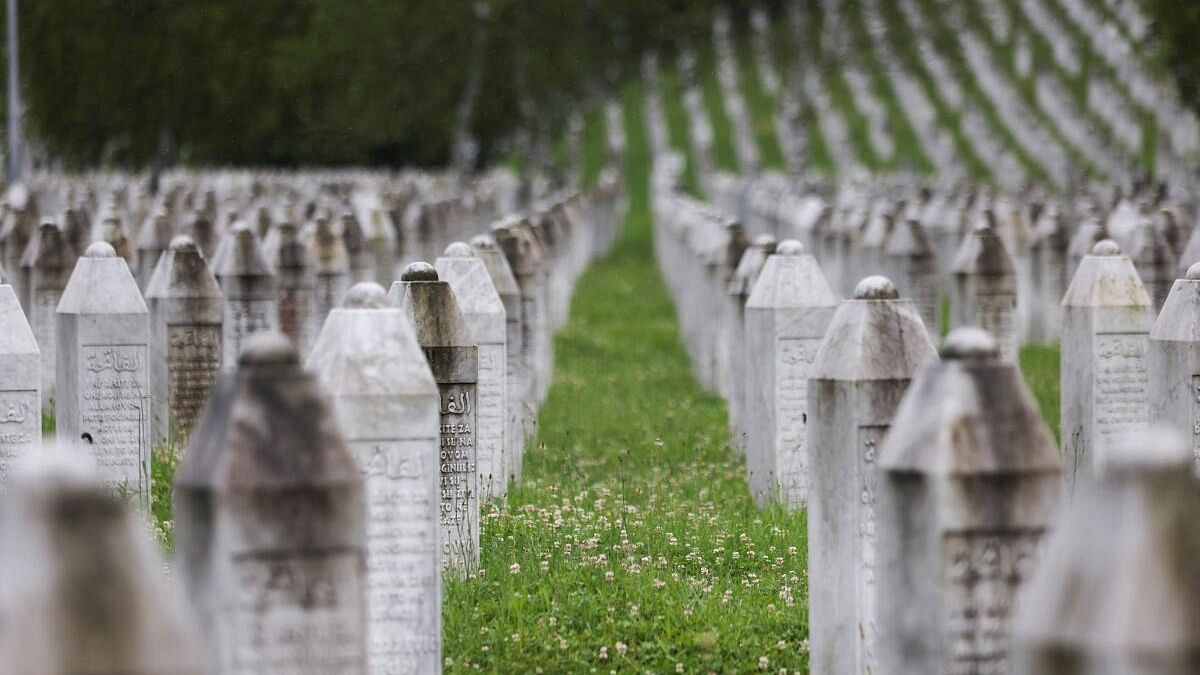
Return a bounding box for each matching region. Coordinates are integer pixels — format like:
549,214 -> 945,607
0,172 -> 624,674
654,177 -> 1200,671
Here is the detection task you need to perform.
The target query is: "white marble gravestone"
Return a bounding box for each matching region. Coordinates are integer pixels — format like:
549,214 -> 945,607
951,221 -> 1018,363
307,283 -> 442,675
807,275 -> 936,675
1011,427 -> 1200,674
436,242 -> 508,501
472,233 -> 525,484
174,332 -> 367,675
0,277 -> 40,490
135,210 -> 174,291
56,242 -> 151,504
743,239 -> 838,508
878,327 -> 1062,675
1061,240 -> 1153,491
145,235 -> 224,444
213,222 -> 277,369
884,217 -> 939,333
20,221 -> 72,407
390,263 -> 480,573
313,216 -> 350,330
264,221 -> 316,357
727,235 -> 776,454
494,221 -> 547,438
0,455 -> 206,675
1148,262 -> 1200,471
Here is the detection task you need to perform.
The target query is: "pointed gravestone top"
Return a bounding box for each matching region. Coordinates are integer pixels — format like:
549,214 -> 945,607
342,280 -> 389,309
389,264 -> 471,347
940,325 -> 1000,359
745,241 -> 837,310
729,236 -> 776,297
0,283 -> 37,356
853,274 -> 899,300
400,261 -> 439,283
213,222 -> 273,278
809,276 -> 934,381
951,223 -> 1015,276
884,218 -> 934,258
20,221 -> 72,271
57,242 -> 147,315
435,246 -> 504,319
145,235 -> 223,301
443,241 -> 474,258
1062,239 -> 1151,308
470,234 -> 521,297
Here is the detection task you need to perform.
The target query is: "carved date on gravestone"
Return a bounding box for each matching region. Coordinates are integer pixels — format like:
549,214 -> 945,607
776,337 -> 822,503
229,549 -> 365,674
941,530 -> 1043,675
438,383 -> 477,571
858,425 -> 887,675
350,438 -> 440,674
80,345 -> 148,493
1093,333 -> 1147,439
0,390 -> 38,489
167,325 -> 221,436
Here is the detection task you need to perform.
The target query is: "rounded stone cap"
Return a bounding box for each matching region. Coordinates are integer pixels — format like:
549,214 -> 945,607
776,239 -> 805,255
853,275 -> 899,300
343,282 -> 389,309
1091,239 -> 1121,256
1100,426 -> 1190,474
401,261 -> 438,282
752,234 -> 776,248
941,327 -> 999,359
169,234 -> 197,252
238,332 -> 299,367
85,241 -> 117,258
1187,262 -> 1200,280
443,241 -> 474,257
471,234 -> 496,249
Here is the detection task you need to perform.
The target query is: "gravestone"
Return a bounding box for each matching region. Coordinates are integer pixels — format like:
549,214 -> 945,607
365,209 -> 398,288
1029,206 -> 1069,344
213,222 -> 277,369
0,455 -> 206,675
145,235 -> 224,444
1011,427 -> 1200,673
1148,262 -> 1200,470
807,275 -> 936,675
186,211 -> 220,262
878,327 -> 1062,675
390,263 -> 480,573
1061,240 -> 1153,491
727,234 -> 776,454
0,196 -> 34,301
341,213 -> 371,283
743,239 -> 838,508
471,233 -> 525,483
1127,216 -> 1177,312
494,220 -> 546,438
20,221 -> 72,407
951,220 -> 1018,363
884,217 -> 939,333
0,276 -> 40,490
135,210 -> 174,290
265,221 -> 316,356
56,242 -> 151,504
436,242 -> 508,501
307,283 -> 442,675
174,332 -> 367,675
313,216 -> 350,330
100,215 -> 136,265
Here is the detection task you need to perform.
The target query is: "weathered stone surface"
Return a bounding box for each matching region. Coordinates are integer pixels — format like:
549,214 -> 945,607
307,283 -> 442,675
135,210 -> 174,290
313,216 -> 350,329
494,220 -> 547,440
145,235 -> 224,444
56,242 -> 151,503
213,222 -> 277,369
0,455 -> 206,675
0,279 -> 40,491
884,217 -> 938,333
1061,240 -> 1153,491
390,264 -> 480,573
1012,427 -> 1200,674
263,221 -> 316,357
744,239 -> 838,508
1148,262 -> 1200,471
436,242 -> 508,501
951,219 -> 1018,363
807,275 -> 936,675
174,332 -> 368,675
100,215 -> 136,266
19,221 -> 72,407
727,234 -> 776,454
472,233 -> 525,483
878,327 -> 1062,675
1127,216 -> 1177,313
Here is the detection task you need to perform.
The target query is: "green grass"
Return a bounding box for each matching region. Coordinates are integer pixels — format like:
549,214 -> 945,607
1019,345 -> 1061,444
660,68 -> 706,198
581,106 -> 609,190
443,80 -> 810,674
697,47 -> 741,173
734,29 -> 788,170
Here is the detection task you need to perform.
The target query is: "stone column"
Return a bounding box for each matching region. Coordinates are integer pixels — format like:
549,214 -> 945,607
472,233 -> 526,483
1128,216 -> 1177,313
950,220 -> 1019,363
1061,240 -> 1153,491
265,221 -> 316,357
0,456 -> 206,674
342,212 -> 371,284
20,221 -> 72,407
1029,206 -> 1069,345
0,202 -> 34,301
877,327 -> 1063,675
727,234 -> 776,454
56,242 -> 151,504
1148,262 -> 1200,471
744,239 -> 838,509
1012,427 -> 1200,673
390,263 -> 480,573
495,220 -> 547,438
807,275 -> 936,675
436,242 -> 508,501
307,283 -> 442,675
135,209 -> 174,291
186,210 -> 220,262
174,332 -> 367,675
884,217 -> 939,333
312,216 -> 350,330
145,235 -> 224,445
365,209 -> 398,288
100,215 -> 136,265
213,222 -> 277,369
0,275 -> 40,490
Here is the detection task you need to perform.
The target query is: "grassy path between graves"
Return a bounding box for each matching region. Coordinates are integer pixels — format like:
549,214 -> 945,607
442,82 -> 810,673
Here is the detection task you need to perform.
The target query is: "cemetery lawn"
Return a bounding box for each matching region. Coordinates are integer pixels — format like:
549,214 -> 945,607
441,83 -> 810,673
